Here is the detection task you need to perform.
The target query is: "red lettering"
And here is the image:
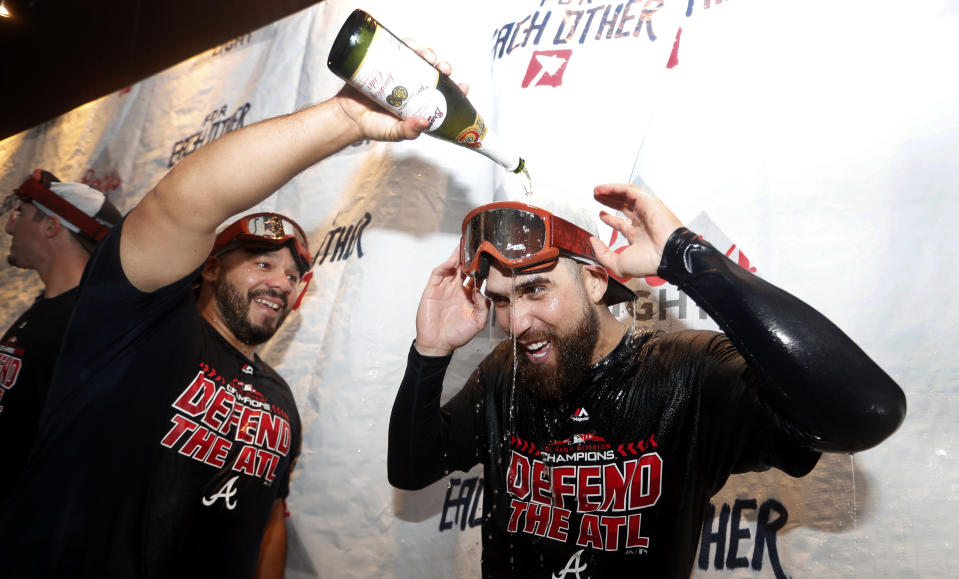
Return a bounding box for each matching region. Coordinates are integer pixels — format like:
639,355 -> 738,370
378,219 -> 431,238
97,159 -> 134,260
551,466 -> 576,506
255,449 -> 279,482
179,426 -> 219,461
235,406 -> 259,443
233,445 -> 257,476
507,452 -> 531,499
629,453 -> 663,509
522,503 -> 552,536
600,516 -> 627,551
173,372 -> 215,415
576,514 -> 604,549
625,513 -> 650,548
577,466 -> 603,512
202,387 -> 235,430
256,411 -> 282,452
531,461 -> 551,505
600,460 -> 636,511
0,354 -> 22,387
160,414 -> 197,448
205,435 -> 232,468
507,498 -> 528,533
546,506 -> 571,542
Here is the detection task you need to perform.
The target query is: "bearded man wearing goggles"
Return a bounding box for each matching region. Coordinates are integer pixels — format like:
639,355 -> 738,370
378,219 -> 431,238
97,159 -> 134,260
389,184 -> 906,578
0,46 -> 453,579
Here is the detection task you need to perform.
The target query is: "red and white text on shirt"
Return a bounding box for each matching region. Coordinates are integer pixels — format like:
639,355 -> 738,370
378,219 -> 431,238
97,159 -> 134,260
160,370 -> 292,483
505,450 -> 663,551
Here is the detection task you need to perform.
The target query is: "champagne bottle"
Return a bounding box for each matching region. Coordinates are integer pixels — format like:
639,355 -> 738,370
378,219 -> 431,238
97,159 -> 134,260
328,9 -> 527,178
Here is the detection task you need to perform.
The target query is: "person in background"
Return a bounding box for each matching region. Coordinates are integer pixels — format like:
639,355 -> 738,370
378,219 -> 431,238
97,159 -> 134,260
0,169 -> 121,507
389,185 -> 906,578
0,46 -> 455,579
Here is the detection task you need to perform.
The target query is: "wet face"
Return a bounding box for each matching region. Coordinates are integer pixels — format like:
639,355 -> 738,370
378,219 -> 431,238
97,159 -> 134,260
211,247 -> 301,346
483,259 -> 600,400
5,202 -> 46,269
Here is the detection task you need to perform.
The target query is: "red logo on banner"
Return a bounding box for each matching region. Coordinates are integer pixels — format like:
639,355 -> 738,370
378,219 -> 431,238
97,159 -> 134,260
521,50 -> 573,88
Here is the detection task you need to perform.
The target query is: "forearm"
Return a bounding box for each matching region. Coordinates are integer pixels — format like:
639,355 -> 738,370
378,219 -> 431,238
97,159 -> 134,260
387,344 -> 453,490
658,228 -> 906,452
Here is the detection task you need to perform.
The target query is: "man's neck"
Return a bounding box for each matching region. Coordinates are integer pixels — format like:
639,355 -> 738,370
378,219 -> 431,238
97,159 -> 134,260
196,298 -> 258,359
590,311 -> 627,365
37,251 -> 88,298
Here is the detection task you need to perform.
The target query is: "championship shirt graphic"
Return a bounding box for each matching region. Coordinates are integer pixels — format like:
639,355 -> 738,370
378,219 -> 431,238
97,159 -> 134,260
160,366 -> 293,487
0,343 -> 24,413
505,432 -> 663,553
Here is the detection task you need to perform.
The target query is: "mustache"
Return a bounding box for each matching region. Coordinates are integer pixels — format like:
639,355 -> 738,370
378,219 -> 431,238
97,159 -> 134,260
248,289 -> 289,310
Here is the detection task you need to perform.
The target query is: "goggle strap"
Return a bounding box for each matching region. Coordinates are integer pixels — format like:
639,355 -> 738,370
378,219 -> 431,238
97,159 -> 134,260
16,179 -> 111,242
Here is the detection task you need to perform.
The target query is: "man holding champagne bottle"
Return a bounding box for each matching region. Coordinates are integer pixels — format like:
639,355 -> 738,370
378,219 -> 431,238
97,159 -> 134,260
389,186 -> 906,577
0,40 -> 457,579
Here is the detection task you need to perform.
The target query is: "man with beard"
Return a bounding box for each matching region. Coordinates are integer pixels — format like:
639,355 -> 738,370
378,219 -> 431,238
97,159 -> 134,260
0,46 -> 452,577
0,170 -> 121,507
388,185 -> 906,578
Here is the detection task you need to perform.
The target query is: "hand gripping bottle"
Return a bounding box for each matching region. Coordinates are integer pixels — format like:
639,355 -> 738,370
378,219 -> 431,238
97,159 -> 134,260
328,9 -> 529,183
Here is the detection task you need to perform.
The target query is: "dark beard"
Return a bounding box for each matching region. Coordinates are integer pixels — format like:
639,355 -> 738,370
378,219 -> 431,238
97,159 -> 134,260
516,302 -> 599,401
214,277 -> 288,346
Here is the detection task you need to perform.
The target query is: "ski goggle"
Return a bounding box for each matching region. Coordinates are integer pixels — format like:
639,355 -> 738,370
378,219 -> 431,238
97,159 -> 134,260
213,212 -> 312,277
460,201 -> 598,279
459,201 -> 637,305
213,213 -> 315,310
13,172 -> 112,242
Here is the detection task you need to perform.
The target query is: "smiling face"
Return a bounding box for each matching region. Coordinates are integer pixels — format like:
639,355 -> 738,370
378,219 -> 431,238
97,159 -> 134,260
483,258 -> 601,400
205,246 -> 301,348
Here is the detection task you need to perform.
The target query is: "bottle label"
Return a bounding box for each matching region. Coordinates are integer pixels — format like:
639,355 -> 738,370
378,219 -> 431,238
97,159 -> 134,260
350,28 -> 446,132
455,116 -> 487,148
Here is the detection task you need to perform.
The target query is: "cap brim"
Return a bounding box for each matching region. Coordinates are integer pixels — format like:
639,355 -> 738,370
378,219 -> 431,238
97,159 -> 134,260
603,277 -> 638,306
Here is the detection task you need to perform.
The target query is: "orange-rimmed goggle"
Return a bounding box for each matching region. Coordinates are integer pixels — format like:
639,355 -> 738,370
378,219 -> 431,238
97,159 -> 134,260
213,212 -> 312,276
212,212 -> 314,310
460,201 -> 598,280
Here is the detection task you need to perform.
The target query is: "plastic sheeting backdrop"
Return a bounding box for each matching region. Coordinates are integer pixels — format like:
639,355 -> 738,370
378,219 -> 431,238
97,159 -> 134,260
1,0 -> 956,576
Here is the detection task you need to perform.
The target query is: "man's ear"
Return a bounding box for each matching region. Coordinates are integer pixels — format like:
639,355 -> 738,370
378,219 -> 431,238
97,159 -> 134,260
200,256 -> 221,283
582,264 -> 610,305
43,214 -> 63,238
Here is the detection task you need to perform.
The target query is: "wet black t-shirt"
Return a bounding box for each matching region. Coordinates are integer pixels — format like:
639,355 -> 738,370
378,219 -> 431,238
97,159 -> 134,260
437,329 -> 818,578
0,220 -> 302,579
0,288 -> 78,506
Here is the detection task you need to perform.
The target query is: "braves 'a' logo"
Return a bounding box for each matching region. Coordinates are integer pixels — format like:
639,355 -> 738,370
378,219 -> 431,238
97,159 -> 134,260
552,549 -> 587,579
202,475 -> 239,510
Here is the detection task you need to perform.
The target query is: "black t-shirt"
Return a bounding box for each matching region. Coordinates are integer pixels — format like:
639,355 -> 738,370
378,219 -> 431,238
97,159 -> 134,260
0,221 -> 302,579
0,288 -> 78,506
439,329 -> 819,578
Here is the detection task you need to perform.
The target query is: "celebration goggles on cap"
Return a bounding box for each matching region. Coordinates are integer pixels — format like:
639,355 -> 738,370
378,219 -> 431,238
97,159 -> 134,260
212,213 -> 314,309
459,201 -> 637,305
13,172 -> 111,242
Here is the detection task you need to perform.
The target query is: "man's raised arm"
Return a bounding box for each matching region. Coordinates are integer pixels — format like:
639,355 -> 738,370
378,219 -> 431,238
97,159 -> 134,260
121,48 -> 455,293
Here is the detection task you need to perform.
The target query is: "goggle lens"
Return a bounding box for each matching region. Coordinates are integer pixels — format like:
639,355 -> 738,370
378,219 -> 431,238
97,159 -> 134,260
464,208 -> 546,269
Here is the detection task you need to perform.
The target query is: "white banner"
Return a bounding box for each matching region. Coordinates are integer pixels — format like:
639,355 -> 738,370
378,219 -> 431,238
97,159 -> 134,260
1,0 -> 956,577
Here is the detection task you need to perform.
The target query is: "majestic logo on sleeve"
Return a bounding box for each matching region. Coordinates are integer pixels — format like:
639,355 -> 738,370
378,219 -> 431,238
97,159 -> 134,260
161,367 -> 293,495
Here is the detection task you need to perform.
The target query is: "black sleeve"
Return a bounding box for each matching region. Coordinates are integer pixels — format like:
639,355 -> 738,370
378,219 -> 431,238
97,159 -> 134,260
388,344 -> 493,490
657,228 -> 906,453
